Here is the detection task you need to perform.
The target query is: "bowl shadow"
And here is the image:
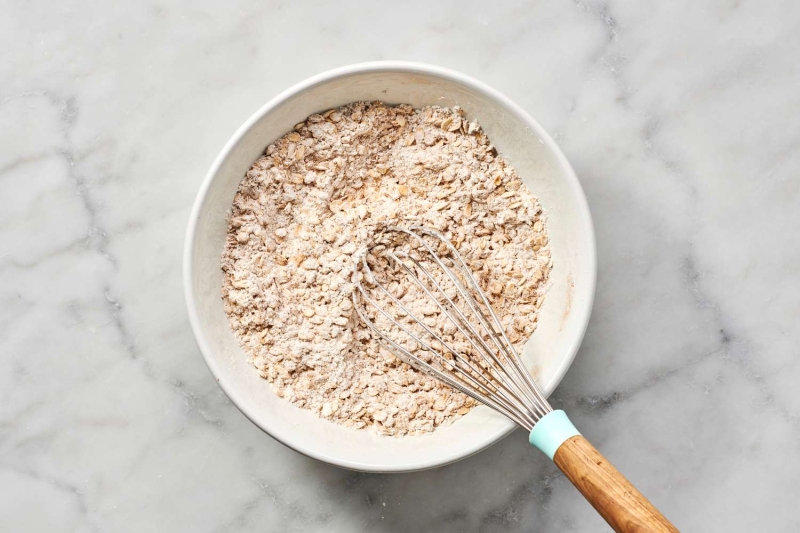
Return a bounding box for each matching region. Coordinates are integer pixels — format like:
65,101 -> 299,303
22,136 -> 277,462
301,426 -> 569,532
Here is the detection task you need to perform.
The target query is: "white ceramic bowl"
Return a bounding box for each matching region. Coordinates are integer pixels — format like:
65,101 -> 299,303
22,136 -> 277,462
184,62 -> 595,472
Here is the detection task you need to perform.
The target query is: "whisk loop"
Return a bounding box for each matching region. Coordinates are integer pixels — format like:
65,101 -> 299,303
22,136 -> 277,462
352,226 -> 551,431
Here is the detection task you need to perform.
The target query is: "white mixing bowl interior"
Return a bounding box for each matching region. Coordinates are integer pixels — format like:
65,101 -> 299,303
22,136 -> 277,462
184,62 -> 595,472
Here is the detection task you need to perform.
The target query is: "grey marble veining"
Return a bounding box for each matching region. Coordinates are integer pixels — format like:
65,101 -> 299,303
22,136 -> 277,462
3,1 -> 800,531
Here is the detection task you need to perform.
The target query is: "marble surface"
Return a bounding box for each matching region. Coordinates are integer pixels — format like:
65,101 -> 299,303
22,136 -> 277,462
3,1 -> 799,531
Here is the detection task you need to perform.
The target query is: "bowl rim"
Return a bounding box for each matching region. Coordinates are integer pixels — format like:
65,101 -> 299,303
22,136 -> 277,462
183,60 -> 597,472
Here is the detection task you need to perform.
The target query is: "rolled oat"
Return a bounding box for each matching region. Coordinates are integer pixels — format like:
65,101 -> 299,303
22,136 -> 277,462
221,102 -> 551,436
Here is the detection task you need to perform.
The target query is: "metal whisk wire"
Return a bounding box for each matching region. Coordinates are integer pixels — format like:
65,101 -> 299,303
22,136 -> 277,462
352,226 -> 552,431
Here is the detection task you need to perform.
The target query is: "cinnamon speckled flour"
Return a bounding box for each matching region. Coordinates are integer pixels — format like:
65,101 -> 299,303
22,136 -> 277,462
221,102 -> 551,436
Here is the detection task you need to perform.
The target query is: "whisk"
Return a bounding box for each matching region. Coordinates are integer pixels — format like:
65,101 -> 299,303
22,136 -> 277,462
353,226 -> 679,533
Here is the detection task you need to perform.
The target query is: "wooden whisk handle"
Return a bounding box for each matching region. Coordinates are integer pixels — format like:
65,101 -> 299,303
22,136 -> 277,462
553,435 -> 679,533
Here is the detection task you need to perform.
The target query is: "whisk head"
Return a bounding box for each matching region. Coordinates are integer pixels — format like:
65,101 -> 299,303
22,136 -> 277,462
352,226 -> 552,431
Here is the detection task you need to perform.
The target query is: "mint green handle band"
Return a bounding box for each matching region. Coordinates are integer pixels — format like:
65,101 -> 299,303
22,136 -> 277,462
528,410 -> 580,460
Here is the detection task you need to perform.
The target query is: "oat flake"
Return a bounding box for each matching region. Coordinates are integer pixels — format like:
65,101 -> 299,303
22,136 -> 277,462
221,102 -> 551,436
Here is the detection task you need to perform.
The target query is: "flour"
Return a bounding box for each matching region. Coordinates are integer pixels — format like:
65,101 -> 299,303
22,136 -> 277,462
221,102 -> 551,436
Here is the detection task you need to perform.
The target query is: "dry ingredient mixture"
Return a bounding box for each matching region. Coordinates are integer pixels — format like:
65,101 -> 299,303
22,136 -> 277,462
221,102 -> 551,436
